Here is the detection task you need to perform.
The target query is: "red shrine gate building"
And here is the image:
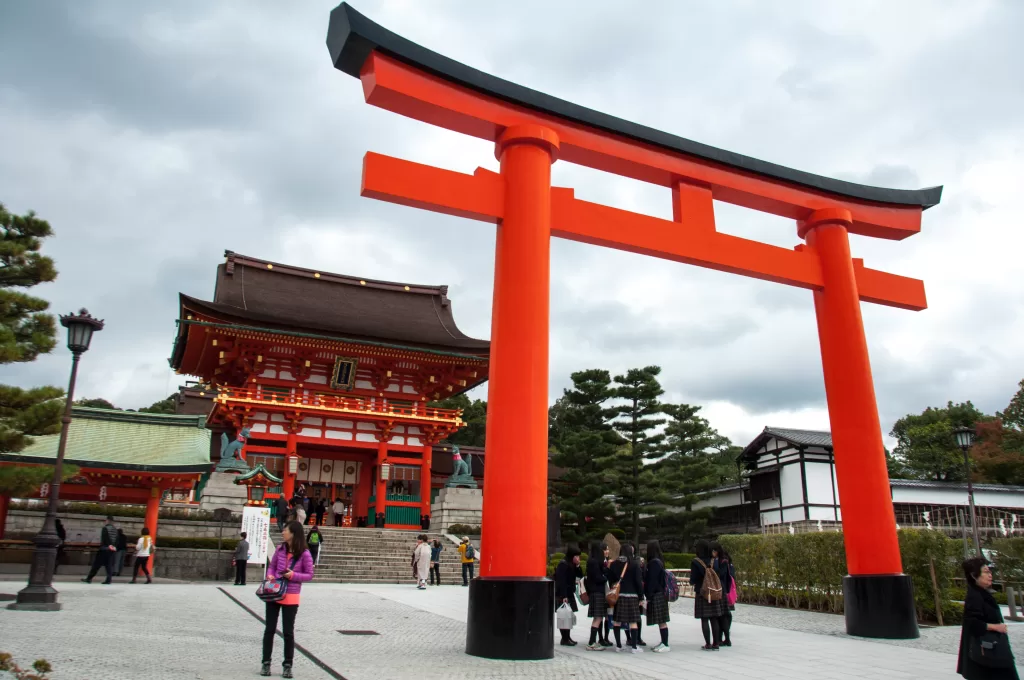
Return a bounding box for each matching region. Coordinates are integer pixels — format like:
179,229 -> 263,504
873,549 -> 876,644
170,251 -> 488,529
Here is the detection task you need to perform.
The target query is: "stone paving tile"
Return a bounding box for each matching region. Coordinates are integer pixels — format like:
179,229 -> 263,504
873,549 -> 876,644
0,583 -> 331,680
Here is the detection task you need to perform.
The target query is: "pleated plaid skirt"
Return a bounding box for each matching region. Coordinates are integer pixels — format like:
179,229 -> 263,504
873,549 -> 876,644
694,594 -> 726,619
586,590 -> 607,619
645,591 -> 670,625
613,594 -> 642,624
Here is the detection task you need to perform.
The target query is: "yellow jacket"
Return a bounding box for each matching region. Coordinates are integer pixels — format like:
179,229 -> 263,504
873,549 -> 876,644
458,543 -> 475,564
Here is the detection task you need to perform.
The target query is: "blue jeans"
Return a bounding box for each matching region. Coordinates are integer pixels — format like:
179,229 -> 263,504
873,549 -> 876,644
462,562 -> 474,585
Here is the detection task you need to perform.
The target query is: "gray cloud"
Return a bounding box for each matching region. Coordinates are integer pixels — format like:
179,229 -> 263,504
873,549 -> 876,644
1,0 -> 1022,451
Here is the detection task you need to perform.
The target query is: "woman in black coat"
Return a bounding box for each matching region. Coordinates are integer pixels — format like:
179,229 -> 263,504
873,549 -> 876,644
554,545 -> 583,646
958,557 -> 1019,680
585,541 -> 610,650
711,541 -> 734,647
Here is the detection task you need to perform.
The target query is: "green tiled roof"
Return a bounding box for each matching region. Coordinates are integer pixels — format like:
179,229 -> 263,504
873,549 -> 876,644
6,407 -> 211,472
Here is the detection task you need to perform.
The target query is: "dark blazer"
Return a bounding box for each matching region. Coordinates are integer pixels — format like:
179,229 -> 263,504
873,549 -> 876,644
644,558 -> 667,600
958,584 -> 1019,680
585,557 -> 607,594
617,559 -> 644,597
554,559 -> 583,612
714,557 -> 733,594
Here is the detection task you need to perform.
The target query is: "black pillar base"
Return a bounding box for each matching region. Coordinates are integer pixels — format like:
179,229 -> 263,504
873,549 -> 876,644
843,574 -> 919,639
8,585 -> 62,612
466,577 -> 554,660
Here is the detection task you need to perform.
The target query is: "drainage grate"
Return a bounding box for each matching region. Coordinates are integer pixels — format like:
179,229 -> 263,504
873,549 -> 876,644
337,630 -> 379,636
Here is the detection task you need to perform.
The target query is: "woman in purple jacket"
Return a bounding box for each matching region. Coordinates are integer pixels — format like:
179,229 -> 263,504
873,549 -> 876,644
262,520 -> 314,678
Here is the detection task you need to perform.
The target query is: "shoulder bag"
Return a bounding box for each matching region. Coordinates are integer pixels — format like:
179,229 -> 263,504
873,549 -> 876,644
256,553 -> 298,602
970,631 -> 1015,669
605,562 -> 628,608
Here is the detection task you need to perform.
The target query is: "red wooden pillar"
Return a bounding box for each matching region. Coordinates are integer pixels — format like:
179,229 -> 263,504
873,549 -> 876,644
420,442 -> 433,520
375,438 -> 388,527
144,486 -> 161,573
282,431 -> 297,500
802,208 -> 917,638
468,124 -> 558,659
354,459 -> 371,521
0,493 -> 10,541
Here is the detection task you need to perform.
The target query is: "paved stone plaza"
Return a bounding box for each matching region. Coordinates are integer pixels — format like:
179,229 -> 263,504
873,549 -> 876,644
2,580 -> 1023,679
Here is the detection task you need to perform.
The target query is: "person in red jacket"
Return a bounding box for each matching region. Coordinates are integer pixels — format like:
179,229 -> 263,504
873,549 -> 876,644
261,521 -> 314,678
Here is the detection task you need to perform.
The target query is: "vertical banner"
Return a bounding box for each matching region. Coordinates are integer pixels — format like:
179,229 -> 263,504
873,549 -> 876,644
241,505 -> 272,565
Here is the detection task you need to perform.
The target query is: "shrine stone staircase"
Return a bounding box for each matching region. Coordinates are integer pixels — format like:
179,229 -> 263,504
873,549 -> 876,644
307,526 -> 469,584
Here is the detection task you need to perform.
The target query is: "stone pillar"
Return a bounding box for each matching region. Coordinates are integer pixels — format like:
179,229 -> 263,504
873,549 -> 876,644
802,208 -> 917,639
468,124 -> 558,660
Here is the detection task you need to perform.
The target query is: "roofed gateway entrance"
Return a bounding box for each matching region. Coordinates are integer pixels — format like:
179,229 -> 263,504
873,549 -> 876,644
326,4 -> 941,656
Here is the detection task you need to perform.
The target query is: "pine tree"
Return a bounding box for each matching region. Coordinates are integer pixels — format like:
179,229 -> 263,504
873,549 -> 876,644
430,393 -> 486,447
548,369 -> 621,544
605,366 -> 667,547
652,403 -> 731,544
0,203 -> 63,452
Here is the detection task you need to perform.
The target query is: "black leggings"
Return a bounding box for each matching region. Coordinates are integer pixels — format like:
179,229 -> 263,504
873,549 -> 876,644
132,556 -> 150,580
429,563 -> 441,585
721,609 -> 732,642
701,616 -> 721,647
263,602 -> 298,665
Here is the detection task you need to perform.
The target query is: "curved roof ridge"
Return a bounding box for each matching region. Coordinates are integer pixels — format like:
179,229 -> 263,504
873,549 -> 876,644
223,250 -> 450,299
327,3 -> 942,209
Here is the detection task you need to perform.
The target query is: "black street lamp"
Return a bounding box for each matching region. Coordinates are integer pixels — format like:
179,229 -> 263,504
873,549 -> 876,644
10,309 -> 103,611
953,425 -> 982,557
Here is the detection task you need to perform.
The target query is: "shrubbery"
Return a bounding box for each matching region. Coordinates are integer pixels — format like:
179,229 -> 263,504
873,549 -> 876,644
153,537 -> 239,551
446,524 -> 481,536
719,529 -> 966,624
11,500 -> 237,523
663,552 -> 695,569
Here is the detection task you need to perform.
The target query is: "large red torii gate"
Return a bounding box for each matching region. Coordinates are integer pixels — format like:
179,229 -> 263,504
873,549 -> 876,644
327,3 -> 939,657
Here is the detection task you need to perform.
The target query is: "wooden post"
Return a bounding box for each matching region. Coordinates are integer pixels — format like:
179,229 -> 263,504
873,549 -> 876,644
928,557 -> 943,626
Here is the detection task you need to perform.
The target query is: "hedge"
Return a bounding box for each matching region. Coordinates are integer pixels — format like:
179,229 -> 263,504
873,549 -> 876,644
664,552 -> 696,570
447,524 -> 481,536
154,537 -> 240,551
11,500 -> 237,523
720,529 -> 965,624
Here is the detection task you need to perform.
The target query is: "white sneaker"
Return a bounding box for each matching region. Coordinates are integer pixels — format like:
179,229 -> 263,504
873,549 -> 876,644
631,646 -> 644,654
651,644 -> 670,653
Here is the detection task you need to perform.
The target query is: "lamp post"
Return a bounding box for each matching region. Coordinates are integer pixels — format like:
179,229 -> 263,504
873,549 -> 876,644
953,425 -> 982,557
10,309 -> 104,611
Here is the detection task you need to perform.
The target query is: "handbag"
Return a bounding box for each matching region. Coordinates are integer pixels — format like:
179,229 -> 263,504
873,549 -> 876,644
605,562 -> 628,608
577,579 -> 589,606
970,631 -> 1015,669
256,553 -> 298,602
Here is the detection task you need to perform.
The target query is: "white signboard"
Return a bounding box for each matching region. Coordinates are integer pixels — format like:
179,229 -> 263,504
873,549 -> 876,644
241,506 -> 272,565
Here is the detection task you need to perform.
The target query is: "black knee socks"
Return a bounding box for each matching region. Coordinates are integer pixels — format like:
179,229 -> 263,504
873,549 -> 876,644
625,626 -> 635,649
560,629 -> 571,643
589,627 -> 599,645
613,626 -> 622,647
660,627 -> 669,646
701,617 -> 711,646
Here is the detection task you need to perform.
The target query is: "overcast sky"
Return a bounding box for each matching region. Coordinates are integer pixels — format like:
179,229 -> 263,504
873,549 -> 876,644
2,1 -> 1022,449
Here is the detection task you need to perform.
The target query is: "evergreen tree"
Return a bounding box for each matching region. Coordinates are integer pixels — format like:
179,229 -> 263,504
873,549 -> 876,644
651,403 -> 730,544
548,369 -> 621,544
430,392 -> 486,447
605,366 -> 667,546
139,394 -> 176,414
1,203 -> 58,363
0,203 -> 63,452
889,401 -> 987,481
76,397 -> 119,410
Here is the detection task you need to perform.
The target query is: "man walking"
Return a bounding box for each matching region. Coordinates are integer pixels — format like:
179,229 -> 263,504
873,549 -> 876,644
233,531 -> 250,585
82,515 -> 117,584
332,498 -> 344,527
458,536 -> 476,586
275,495 -> 289,533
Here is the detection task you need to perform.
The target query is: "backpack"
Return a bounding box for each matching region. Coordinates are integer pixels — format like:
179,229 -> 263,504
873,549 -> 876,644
465,544 -> 475,560
664,567 -> 680,603
697,558 -> 723,602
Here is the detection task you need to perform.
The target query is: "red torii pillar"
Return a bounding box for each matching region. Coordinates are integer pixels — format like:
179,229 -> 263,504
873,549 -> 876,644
144,485 -> 161,575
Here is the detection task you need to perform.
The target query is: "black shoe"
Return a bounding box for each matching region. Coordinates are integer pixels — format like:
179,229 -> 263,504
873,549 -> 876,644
560,639 -> 574,646
81,579 -> 91,583
722,640 -> 732,647
260,662 -> 271,677
599,639 -> 613,647
568,639 -> 578,646
102,581 -> 112,585
282,663 -> 293,678
637,639 -> 647,647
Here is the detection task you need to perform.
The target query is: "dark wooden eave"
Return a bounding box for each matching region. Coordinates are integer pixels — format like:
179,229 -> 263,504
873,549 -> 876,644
327,3 -> 942,210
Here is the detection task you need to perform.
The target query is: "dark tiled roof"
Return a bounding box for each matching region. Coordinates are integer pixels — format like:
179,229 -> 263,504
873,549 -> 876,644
180,251 -> 489,356
890,479 -> 1024,494
739,426 -> 833,463
762,427 -> 833,448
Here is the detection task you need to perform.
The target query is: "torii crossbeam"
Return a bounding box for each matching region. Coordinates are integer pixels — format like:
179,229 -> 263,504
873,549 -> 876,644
327,3 -> 939,656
